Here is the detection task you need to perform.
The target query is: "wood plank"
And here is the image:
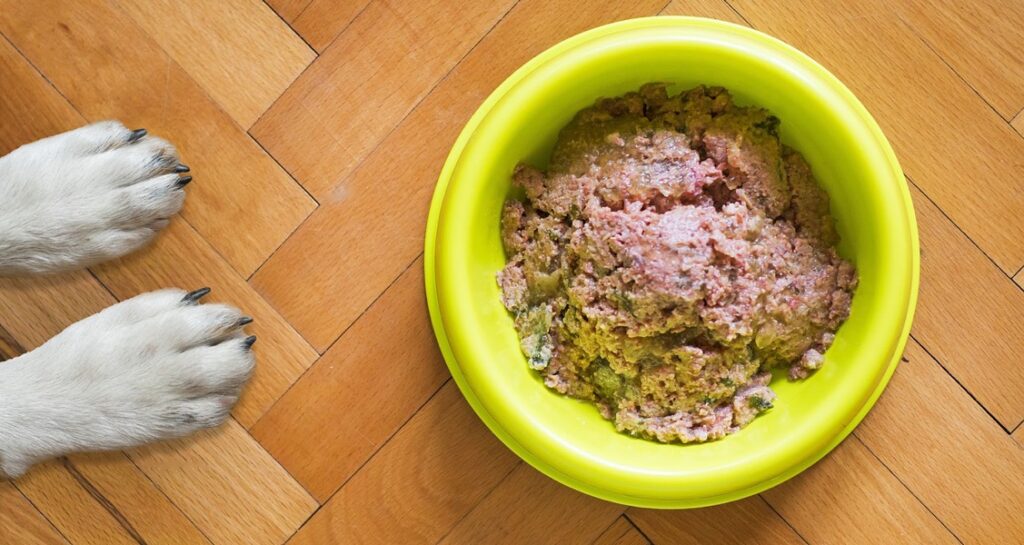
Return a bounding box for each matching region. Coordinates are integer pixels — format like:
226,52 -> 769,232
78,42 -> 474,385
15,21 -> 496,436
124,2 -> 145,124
290,0 -> 370,52
0,272 -> 113,348
856,338 -> 1024,543
1014,425 -> 1023,446
0,0 -> 316,277
908,183 -> 1024,426
251,0 -> 515,199
91,219 -> 319,428
0,323 -> 23,361
762,436 -> 957,544
68,452 -> 213,545
627,498 -> 806,545
266,0 -> 313,22
1013,110 -> 1024,137
18,454 -> 213,545
128,420 -> 317,545
16,460 -> 142,545
0,481 -> 69,545
251,0 -> 668,350
115,0 -> 316,128
285,382 -> 520,545
894,0 -> 1024,120
660,0 -> 745,22
593,517 -> 650,545
251,258 -> 448,501
0,35 -> 82,155
729,0 -> 1024,273
439,464 -> 623,545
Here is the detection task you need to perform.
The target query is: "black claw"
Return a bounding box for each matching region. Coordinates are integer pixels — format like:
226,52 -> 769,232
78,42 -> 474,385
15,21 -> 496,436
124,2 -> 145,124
174,164 -> 190,173
182,287 -> 211,304
127,128 -> 147,143
237,316 -> 254,327
242,335 -> 257,349
176,175 -> 193,188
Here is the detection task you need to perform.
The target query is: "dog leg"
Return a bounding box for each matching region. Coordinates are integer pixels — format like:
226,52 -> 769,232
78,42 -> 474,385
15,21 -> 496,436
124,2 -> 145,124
0,121 -> 189,275
0,288 -> 254,478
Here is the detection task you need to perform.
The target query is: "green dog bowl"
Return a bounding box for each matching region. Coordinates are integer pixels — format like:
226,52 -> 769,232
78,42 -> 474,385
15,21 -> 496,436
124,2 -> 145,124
425,17 -> 918,508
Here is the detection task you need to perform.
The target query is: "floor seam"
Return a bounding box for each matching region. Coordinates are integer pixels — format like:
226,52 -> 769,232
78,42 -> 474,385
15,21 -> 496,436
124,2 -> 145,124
853,434 -> 965,544
758,495 -> 812,544
910,333 -> 1012,433
907,175 -> 1023,282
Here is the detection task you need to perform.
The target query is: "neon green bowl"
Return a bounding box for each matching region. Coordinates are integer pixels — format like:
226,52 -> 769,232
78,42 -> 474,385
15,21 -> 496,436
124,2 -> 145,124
424,17 -> 918,508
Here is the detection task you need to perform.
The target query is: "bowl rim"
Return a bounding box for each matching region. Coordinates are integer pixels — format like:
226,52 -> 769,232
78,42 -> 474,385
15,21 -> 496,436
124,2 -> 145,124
424,16 -> 919,508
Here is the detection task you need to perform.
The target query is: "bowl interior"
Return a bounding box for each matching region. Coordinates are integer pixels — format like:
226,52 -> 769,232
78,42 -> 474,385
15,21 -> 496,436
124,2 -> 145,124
431,19 -> 914,506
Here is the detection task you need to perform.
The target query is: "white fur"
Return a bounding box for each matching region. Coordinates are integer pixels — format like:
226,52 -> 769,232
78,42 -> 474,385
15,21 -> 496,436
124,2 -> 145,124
0,121 -> 186,275
0,122 -> 252,478
0,289 -> 254,478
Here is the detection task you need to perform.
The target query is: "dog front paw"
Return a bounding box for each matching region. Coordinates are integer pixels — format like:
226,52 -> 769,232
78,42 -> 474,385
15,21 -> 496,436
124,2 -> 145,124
0,288 -> 255,476
0,121 -> 191,275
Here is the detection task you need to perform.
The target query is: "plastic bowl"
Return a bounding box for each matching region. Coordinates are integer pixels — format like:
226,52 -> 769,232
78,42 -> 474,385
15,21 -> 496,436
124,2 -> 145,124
424,17 -> 918,508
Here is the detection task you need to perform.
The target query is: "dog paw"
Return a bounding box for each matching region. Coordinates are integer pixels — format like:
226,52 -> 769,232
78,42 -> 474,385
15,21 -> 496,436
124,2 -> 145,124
0,288 -> 254,477
0,121 -> 190,275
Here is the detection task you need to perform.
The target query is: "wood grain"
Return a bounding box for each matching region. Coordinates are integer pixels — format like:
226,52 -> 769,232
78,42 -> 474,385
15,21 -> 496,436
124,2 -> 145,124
0,482 -> 69,545
439,463 -> 623,545
909,183 -> 1024,426
16,460 -> 143,545
251,0 -> 515,200
0,322 -> 23,361
91,219 -> 319,428
250,0 -> 669,351
0,272 -> 114,348
289,0 -> 370,52
1013,111 -> 1024,137
285,382 -> 520,545
856,338 -> 1024,543
593,517 -> 650,545
128,420 -> 317,545
730,0 -> 1024,273
0,36 -> 82,155
894,0 -> 1024,120
0,0 -> 316,276
251,258 -> 448,501
762,436 -> 957,544
115,0 -> 316,128
265,0 -> 313,22
68,452 -> 213,545
660,0 -> 745,22
627,498 -> 806,545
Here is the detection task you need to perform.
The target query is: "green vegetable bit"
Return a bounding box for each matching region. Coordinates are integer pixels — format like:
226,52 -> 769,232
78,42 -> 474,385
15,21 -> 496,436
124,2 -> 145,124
748,395 -> 773,412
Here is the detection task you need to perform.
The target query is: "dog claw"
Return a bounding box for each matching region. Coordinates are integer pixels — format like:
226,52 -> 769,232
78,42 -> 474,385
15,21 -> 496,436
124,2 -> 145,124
174,164 -> 190,173
176,175 -> 193,188
127,128 -> 147,143
182,287 -> 211,304
237,316 -> 253,327
243,336 -> 257,349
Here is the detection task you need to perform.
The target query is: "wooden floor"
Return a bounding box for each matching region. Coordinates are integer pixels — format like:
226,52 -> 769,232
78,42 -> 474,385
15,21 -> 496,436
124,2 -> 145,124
1,0 -> 1023,543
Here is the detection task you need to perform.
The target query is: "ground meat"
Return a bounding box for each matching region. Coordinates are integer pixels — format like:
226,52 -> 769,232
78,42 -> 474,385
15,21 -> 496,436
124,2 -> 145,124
498,84 -> 857,443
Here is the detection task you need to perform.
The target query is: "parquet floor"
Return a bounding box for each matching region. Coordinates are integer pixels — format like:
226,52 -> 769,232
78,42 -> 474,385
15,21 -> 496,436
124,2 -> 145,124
1,1 -> 1022,543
